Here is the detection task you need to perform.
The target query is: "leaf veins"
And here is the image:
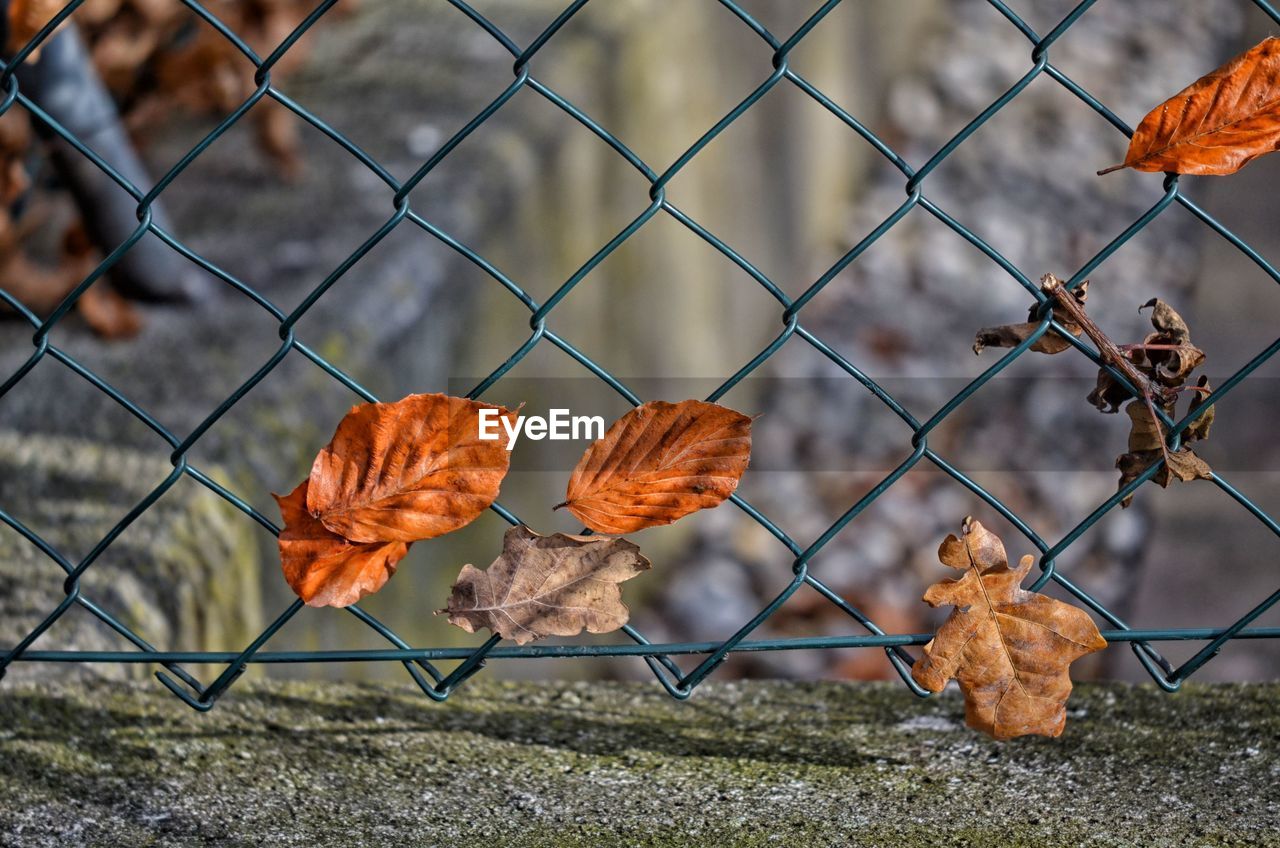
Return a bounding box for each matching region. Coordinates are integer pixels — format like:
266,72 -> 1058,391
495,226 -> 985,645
558,399 -> 752,534
441,525 -> 650,645
912,519 -> 1107,740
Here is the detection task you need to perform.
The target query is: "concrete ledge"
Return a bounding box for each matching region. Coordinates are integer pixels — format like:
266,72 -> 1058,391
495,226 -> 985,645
0,430 -> 262,680
0,679 -> 1275,846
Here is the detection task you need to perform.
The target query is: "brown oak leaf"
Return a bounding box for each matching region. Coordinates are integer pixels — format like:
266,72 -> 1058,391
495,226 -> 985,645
912,519 -> 1107,740
558,399 -> 752,534
1100,37 -> 1280,176
274,479 -> 409,608
306,393 -> 516,544
440,525 -> 650,645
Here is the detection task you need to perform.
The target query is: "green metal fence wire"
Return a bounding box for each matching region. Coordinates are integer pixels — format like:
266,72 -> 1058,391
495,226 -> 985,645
1,0 -> 1278,711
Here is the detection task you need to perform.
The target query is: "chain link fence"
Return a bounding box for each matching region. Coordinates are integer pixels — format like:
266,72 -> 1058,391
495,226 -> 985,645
1,0 -> 1278,710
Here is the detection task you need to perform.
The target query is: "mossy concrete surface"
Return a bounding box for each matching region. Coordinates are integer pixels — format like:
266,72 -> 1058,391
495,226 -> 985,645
0,429 -> 261,681
0,679 -> 1275,847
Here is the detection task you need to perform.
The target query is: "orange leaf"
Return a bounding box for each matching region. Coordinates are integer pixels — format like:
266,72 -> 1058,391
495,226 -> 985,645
306,393 -> 516,544
274,480 -> 409,608
912,519 -> 1107,740
1101,37 -> 1280,176
559,399 -> 751,534
7,0 -> 64,53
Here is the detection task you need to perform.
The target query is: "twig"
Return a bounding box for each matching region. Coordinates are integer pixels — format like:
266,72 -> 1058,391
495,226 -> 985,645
1041,274 -> 1178,470
1040,274 -> 1175,407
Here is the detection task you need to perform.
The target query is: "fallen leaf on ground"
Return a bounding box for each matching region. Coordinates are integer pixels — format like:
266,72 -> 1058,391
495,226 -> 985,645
559,399 -> 752,534
912,519 -> 1107,740
275,479 -> 410,608
306,393 -> 516,544
1100,37 -> 1280,176
441,525 -> 650,644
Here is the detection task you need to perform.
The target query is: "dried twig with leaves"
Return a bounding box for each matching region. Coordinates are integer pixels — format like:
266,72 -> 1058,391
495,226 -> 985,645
977,274 -> 1214,507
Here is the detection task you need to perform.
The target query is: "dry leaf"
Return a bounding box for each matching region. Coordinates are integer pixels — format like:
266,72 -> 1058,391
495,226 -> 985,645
912,519 -> 1107,740
1136,299 -> 1204,386
274,479 -> 409,608
306,393 -> 516,544
1116,400 -> 1214,506
1186,376 -> 1215,442
559,399 -> 752,534
1085,366 -> 1130,414
1093,299 -> 1213,508
77,281 -> 143,339
1100,37 -> 1280,176
441,525 -> 650,645
974,280 -> 1088,356
7,0 -> 65,54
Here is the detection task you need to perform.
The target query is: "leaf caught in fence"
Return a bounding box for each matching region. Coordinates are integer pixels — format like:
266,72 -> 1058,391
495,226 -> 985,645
1100,37 -> 1280,176
441,525 -> 650,644
558,399 -> 752,534
1186,376 -> 1215,442
1096,299 -> 1212,508
912,519 -> 1107,740
306,393 -> 516,544
973,280 -> 1089,356
274,480 -> 410,608
1116,401 -> 1213,507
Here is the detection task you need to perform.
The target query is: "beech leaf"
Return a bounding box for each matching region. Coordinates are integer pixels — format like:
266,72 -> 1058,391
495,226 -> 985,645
441,525 -> 650,645
274,480 -> 410,608
306,393 -> 516,544
559,399 -> 752,534
912,519 -> 1107,740
1100,37 -> 1280,176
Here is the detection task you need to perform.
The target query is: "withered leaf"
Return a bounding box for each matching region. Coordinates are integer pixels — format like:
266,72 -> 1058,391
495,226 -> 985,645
1166,448 -> 1214,483
1186,376 -> 1215,442
1086,367 -> 1129,414
1125,399 -> 1174,454
306,393 -> 516,544
1137,299 -> 1204,386
559,399 -> 752,535
274,480 -> 409,608
1117,403 -> 1213,507
1117,446 -> 1214,508
974,279 -> 1088,356
1100,37 -> 1280,176
1086,298 -> 1204,412
7,0 -> 64,53
912,519 -> 1106,740
77,281 -> 143,340
441,525 -> 650,645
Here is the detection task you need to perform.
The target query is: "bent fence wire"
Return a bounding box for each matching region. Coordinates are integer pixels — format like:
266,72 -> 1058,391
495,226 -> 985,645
1,0 -> 1279,711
